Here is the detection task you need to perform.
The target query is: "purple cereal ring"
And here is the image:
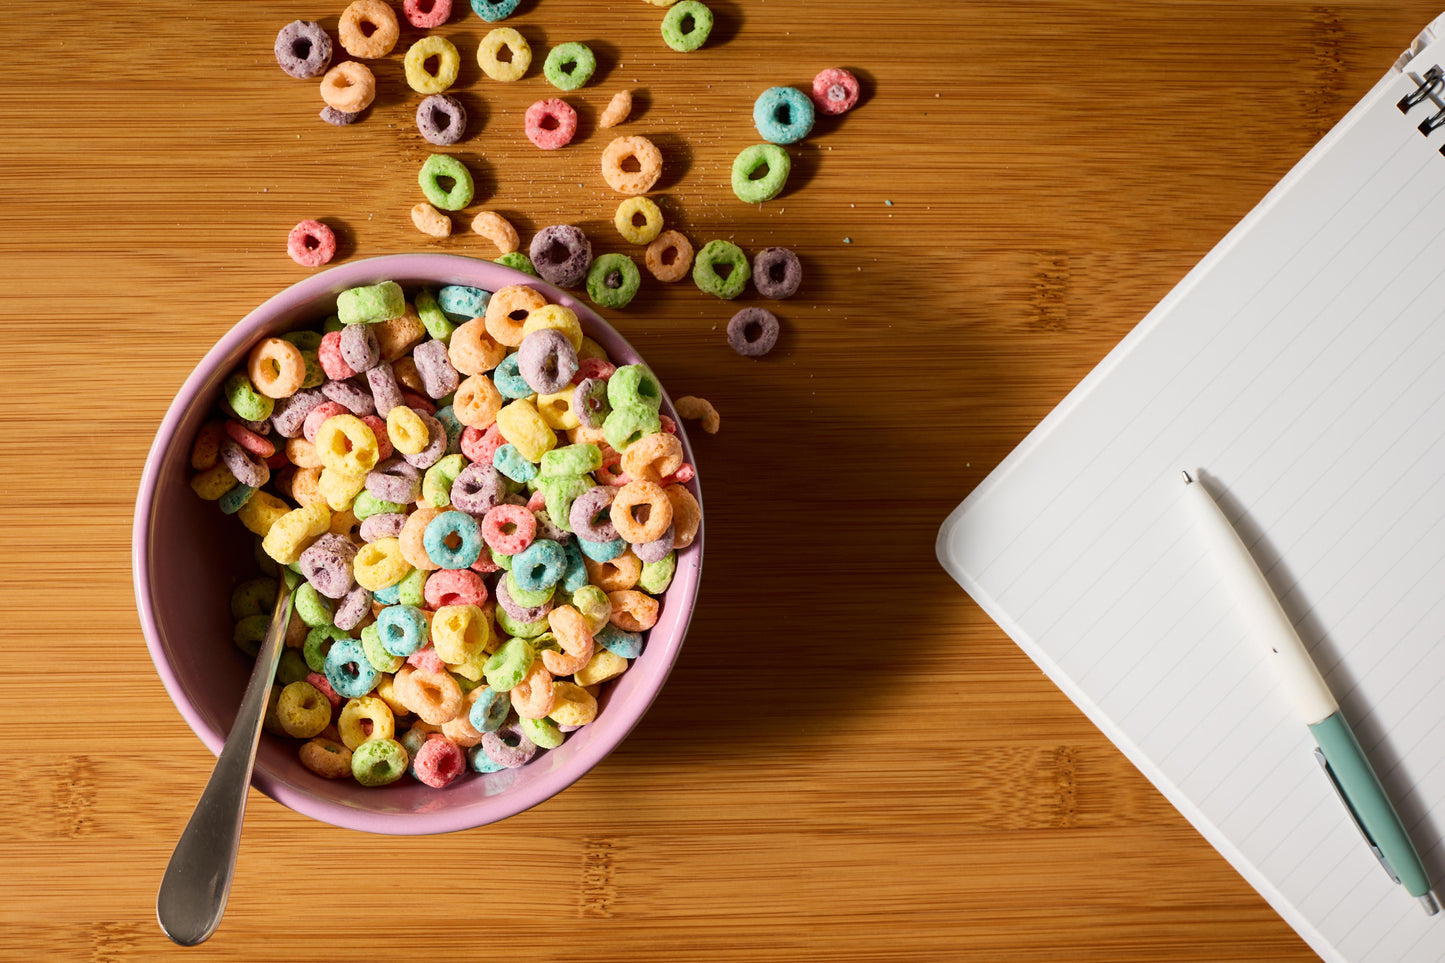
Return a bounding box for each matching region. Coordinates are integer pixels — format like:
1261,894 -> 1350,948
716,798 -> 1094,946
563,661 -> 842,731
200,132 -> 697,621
572,377 -> 609,429
271,387 -> 326,438
412,338 -> 460,399
751,246 -> 802,299
633,523 -> 675,563
299,533 -> 358,600
365,362 -> 403,418
569,486 -> 618,543
517,329 -> 578,395
533,510 -> 571,544
528,225 -> 592,289
275,20 -> 333,79
726,307 -> 781,358
482,720 -> 538,769
359,511 -> 408,542
320,105 -> 362,126
220,437 -> 269,488
321,377 -> 376,416
333,585 -> 373,631
367,457 -> 423,504
450,461 -> 505,515
495,575 -> 554,623
339,322 -> 380,373
403,411 -> 448,469
416,93 -> 467,146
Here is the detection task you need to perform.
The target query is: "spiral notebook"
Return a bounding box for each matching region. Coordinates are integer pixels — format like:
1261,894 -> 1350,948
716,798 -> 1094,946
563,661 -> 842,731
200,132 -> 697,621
937,14 -> 1445,963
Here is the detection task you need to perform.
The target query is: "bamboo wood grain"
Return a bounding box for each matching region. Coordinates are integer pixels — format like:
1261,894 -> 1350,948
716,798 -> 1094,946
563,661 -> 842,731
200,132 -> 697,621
3,1 -> 1439,960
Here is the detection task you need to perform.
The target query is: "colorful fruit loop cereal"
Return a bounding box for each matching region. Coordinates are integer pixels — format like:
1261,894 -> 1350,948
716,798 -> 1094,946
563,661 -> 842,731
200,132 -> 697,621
661,1 -> 713,52
601,136 -> 663,196
673,396 -> 720,434
470,0 -> 519,22
477,27 -> 531,81
274,21 -> 332,79
338,0 -> 399,59
753,86 -> 815,145
692,240 -> 751,299
543,42 -> 596,91
587,254 -> 641,310
731,143 -> 790,203
404,36 -> 461,95
812,67 -> 860,115
287,220 -> 337,268
196,279 -> 700,788
752,246 -> 802,299
418,154 -> 475,211
614,197 -> 663,245
403,0 -> 452,28
471,211 -> 520,254
319,61 -> 377,114
411,203 -> 452,238
598,90 -> 633,128
524,99 -> 578,151
644,230 -> 693,282
727,306 -> 780,357
529,225 -> 592,288
416,94 -> 467,146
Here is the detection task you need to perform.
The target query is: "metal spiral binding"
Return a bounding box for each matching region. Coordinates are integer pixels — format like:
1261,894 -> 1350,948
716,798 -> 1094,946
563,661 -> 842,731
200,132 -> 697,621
1399,65 -> 1445,144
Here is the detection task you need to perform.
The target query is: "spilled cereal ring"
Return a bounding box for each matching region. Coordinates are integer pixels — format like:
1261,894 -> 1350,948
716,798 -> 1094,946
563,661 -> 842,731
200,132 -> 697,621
524,98 -> 578,150
403,0 -> 452,28
753,86 -> 815,145
644,229 -> 694,282
319,106 -> 362,126
319,61 -> 376,114
692,239 -> 751,299
275,21 -> 332,79
418,153 -> 475,211
614,196 -> 663,245
726,306 -> 781,357
600,135 -> 662,195
543,41 -> 596,91
730,143 -> 790,203
529,224 -> 592,288
812,67 -> 860,115
752,245 -> 802,299
404,35 -> 461,94
411,202 -> 452,238
586,253 -> 642,310
338,0 -> 399,59
471,211 -> 520,254
469,0 -> 520,22
416,94 -> 467,146
477,26 -> 531,81
598,89 -> 633,128
661,1 -> 713,52
287,219 -> 337,268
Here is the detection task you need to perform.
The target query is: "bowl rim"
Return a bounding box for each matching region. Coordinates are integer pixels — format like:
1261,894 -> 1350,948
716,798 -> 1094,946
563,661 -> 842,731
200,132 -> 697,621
132,253 -> 702,834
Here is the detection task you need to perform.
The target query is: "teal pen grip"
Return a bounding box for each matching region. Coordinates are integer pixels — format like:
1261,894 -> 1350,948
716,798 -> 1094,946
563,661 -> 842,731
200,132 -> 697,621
1309,712 -> 1432,897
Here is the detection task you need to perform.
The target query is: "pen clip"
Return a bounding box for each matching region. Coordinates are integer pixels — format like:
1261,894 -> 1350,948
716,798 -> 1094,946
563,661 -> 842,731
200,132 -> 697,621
1314,748 -> 1401,885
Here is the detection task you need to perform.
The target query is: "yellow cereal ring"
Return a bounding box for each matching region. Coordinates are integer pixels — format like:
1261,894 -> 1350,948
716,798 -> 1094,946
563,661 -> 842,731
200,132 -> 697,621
520,303 -> 583,351
373,305 -> 428,361
495,398 -> 558,462
549,681 -> 599,726
353,537 -> 411,590
614,196 -> 663,245
277,681 -> 331,739
620,431 -> 684,483
338,695 -> 396,750
608,589 -> 660,632
535,387 -> 581,430
449,320 -> 508,375
471,211 -> 520,254
477,27 -> 531,82
403,35 -> 460,94
237,491 -> 291,537
318,466 -> 367,512
484,284 -> 548,347
329,507 -> 362,540
338,0 -> 399,59
386,405 -> 430,455
262,503 -> 333,564
247,337 -> 306,399
285,436 -> 323,469
374,673 -> 410,719
578,337 -> 609,363
399,506 -> 444,571
574,647 -> 628,686
431,604 -> 491,665
453,374 -> 504,428
314,414 -> 380,475
190,464 -> 237,501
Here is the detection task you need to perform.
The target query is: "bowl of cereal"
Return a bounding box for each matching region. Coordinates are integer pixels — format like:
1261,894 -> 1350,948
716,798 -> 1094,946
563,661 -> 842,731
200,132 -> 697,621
134,252 -> 702,834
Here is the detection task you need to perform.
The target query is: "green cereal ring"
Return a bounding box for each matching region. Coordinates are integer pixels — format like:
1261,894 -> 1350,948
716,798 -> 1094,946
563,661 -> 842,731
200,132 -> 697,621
397,566 -> 427,606
536,474 -> 592,531
692,240 -> 751,299
414,289 -> 457,342
322,314 -> 345,333
496,610 -> 549,642
603,403 -> 663,451
731,143 -> 791,203
521,716 -> 564,749
295,582 -> 336,627
540,443 -> 602,477
233,615 -> 271,658
230,577 -> 278,620
543,42 -> 596,91
483,637 -> 536,691
419,154 -> 475,211
337,280 -> 406,325
223,371 -> 275,422
352,737 -> 409,787
353,490 -> 406,520
454,672 -> 484,695
281,330 -> 323,352
638,551 -> 676,594
661,1 -> 713,52
276,648 -> 311,687
490,545 -> 514,572
504,572 -> 555,608
305,625 -> 351,673
586,253 -> 642,309
607,364 -> 663,411
360,624 -> 405,674
282,566 -> 304,591
297,349 -> 326,389
495,251 -> 539,277
422,453 -> 468,508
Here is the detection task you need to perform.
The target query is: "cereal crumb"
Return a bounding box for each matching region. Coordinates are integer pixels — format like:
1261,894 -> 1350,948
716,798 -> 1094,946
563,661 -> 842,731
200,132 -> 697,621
884,199 -> 893,206
675,396 -> 720,434
843,237 -> 852,244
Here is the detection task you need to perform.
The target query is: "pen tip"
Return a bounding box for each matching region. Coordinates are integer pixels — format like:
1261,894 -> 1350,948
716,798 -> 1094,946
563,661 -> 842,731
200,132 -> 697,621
1421,893 -> 1440,916
1181,470 -> 1194,484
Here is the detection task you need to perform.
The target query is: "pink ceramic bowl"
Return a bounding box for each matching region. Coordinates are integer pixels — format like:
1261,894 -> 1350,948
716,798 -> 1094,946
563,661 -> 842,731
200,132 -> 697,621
134,253 -> 702,834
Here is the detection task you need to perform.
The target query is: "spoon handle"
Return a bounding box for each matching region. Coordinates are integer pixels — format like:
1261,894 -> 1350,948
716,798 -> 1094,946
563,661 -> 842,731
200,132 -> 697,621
157,578 -> 294,946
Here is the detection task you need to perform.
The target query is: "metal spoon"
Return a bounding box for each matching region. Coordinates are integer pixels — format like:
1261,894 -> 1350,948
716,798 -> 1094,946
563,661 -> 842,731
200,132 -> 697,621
157,578 -> 295,946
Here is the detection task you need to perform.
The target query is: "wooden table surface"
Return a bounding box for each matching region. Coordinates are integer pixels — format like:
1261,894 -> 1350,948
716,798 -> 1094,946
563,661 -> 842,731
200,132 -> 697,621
4,1 -> 1440,960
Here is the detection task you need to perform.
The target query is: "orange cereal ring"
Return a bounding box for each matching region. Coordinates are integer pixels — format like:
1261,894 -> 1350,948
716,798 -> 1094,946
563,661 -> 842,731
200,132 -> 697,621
674,395 -> 720,434
338,0 -> 399,59
644,230 -> 694,282
582,550 -> 642,592
601,135 -> 663,196
598,89 -> 633,129
400,505 -> 444,570
620,431 -> 684,483
285,436 -> 323,469
401,667 -> 464,724
610,480 -> 673,543
372,304 -> 427,362
543,604 -> 596,675
664,484 -> 700,548
290,467 -> 323,507
509,661 -> 555,720
608,589 -> 660,632
441,688 -> 486,747
319,61 -> 377,113
247,338 -> 306,399
453,374 -> 503,428
484,284 -> 547,347
448,319 -> 508,375
411,202 -> 452,238
299,737 -> 353,779
392,356 -> 426,394
472,211 -> 520,254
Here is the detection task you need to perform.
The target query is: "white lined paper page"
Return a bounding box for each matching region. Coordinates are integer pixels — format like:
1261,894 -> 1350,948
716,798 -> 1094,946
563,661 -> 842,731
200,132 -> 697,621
939,33 -> 1445,963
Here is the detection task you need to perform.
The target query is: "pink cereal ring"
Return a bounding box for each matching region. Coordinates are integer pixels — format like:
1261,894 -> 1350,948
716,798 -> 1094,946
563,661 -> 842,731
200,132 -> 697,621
660,414 -> 677,434
399,388 -> 437,415
424,569 -> 488,608
302,401 -> 349,445
402,0 -> 451,28
288,219 -> 337,268
460,424 -> 505,465
524,98 -> 578,150
224,420 -> 277,459
471,553 -> 503,574
572,357 -> 616,385
407,646 -> 447,674
413,735 -> 466,788
525,489 -> 548,513
659,462 -> 696,486
318,330 -> 358,381
811,67 -> 860,116
306,671 -> 344,710
361,414 -> 393,461
482,503 -> 536,555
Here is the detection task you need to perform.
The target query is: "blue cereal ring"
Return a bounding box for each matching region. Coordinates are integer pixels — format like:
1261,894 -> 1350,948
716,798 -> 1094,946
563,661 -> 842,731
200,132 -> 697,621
577,534 -> 627,562
324,638 -> 380,699
468,743 -> 508,773
373,582 -> 401,605
434,405 -> 464,454
375,604 -> 429,657
470,0 -> 518,22
423,510 -> 483,569
561,538 -> 589,592
493,353 -> 534,399
469,686 -> 512,732
219,484 -> 257,515
493,443 -> 539,483
753,86 -> 815,145
511,539 -> 567,592
596,623 -> 643,659
438,285 -> 491,320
